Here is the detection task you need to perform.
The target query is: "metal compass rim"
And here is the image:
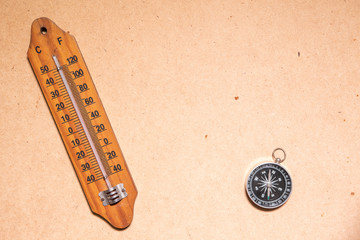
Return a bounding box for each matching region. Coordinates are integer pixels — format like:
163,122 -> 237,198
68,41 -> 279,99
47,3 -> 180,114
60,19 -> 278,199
246,162 -> 292,209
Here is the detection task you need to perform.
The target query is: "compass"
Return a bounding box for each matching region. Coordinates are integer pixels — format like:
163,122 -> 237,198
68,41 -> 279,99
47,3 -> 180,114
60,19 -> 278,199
246,148 -> 292,209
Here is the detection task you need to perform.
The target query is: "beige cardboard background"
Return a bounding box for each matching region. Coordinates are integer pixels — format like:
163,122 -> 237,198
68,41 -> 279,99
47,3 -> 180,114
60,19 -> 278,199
1,0 -> 360,239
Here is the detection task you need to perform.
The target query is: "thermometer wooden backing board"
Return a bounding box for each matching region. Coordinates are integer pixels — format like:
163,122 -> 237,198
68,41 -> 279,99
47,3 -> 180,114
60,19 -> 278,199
27,18 -> 137,229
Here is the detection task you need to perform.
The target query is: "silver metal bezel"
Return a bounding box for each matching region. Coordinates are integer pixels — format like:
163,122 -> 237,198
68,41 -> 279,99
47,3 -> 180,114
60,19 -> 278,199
246,162 -> 292,209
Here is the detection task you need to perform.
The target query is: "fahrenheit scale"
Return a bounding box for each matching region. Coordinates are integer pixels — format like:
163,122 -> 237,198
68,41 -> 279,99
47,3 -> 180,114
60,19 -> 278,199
27,18 -> 137,229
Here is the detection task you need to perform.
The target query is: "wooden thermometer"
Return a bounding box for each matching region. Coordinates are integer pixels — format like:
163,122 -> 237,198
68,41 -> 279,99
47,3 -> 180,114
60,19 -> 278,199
27,18 -> 137,229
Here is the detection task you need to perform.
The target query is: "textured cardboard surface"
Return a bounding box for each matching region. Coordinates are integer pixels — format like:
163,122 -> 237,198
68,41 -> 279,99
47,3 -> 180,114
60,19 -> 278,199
1,0 -> 360,239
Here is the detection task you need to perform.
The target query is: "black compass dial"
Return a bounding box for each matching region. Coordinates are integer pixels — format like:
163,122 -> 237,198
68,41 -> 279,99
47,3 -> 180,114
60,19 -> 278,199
246,163 -> 292,209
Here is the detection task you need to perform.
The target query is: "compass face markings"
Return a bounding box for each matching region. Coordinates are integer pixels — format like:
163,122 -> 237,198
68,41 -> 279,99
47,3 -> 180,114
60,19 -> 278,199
246,163 -> 292,209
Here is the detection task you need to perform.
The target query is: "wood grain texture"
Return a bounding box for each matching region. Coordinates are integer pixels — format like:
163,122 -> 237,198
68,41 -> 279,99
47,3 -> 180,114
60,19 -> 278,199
27,17 -> 137,229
